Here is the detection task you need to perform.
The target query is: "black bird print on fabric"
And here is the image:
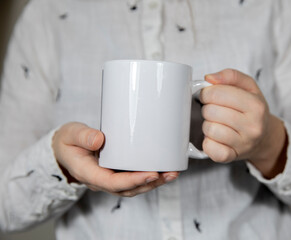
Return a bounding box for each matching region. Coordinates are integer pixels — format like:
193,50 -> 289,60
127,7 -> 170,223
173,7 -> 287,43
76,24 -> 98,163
130,5 -> 137,11
194,219 -> 202,233
56,88 -> 62,102
255,68 -> 262,82
177,25 -> 186,32
52,174 -> 63,182
27,170 -> 35,176
21,65 -> 29,79
59,13 -> 68,20
111,197 -> 123,213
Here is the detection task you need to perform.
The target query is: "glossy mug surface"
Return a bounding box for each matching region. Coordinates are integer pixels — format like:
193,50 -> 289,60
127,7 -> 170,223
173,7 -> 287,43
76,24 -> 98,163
99,60 -> 211,171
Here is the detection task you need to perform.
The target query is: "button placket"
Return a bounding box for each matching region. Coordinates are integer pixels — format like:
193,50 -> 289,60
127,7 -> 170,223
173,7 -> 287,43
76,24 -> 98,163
141,0 -> 164,60
148,1 -> 159,9
158,180 -> 184,240
168,237 -> 178,240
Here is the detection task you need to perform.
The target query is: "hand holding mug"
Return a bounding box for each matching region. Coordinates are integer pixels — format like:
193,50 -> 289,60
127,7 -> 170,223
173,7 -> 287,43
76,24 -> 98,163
200,69 -> 287,178
52,122 -> 179,197
51,59 -> 210,197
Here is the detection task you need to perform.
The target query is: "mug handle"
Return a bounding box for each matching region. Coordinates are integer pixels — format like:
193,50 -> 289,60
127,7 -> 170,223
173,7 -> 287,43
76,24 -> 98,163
188,80 -> 212,159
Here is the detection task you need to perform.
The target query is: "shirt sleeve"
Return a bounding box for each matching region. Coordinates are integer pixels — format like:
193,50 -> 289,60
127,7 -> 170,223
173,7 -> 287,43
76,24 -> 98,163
0,0 -> 86,232
246,0 -> 291,207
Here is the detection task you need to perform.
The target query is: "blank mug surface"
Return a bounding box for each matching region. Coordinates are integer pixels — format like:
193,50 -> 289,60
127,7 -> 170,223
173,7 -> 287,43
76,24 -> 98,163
100,60 -> 200,171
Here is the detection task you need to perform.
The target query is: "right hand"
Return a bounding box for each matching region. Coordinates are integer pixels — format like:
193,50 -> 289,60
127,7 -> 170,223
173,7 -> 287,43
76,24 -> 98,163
52,122 -> 179,197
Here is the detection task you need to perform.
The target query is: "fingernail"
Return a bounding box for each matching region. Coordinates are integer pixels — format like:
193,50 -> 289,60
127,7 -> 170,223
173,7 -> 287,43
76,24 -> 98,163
146,176 -> 159,184
165,175 -> 177,183
205,72 -> 222,84
88,132 -> 97,147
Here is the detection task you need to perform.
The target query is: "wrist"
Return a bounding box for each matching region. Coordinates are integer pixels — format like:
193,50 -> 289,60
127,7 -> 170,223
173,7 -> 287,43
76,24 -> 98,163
248,115 -> 287,179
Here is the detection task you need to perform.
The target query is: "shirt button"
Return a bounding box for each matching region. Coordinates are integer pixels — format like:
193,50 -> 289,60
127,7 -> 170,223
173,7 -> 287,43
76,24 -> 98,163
144,24 -> 153,31
151,52 -> 162,60
283,185 -> 291,191
168,237 -> 177,240
148,1 -> 158,9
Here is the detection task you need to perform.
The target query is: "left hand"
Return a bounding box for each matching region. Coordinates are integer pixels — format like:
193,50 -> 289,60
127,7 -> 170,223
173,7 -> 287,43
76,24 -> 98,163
200,69 -> 286,177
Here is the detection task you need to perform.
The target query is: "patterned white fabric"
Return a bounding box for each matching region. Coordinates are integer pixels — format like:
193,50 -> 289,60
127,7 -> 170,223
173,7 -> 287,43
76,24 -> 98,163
1,0 -> 291,239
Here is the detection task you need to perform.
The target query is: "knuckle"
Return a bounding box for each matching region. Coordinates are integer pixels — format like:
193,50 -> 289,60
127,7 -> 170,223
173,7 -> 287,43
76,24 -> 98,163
202,121 -> 208,135
223,68 -> 237,81
202,137 -> 210,151
217,148 -> 232,163
201,105 -> 207,118
207,122 -> 217,136
212,148 -> 232,163
249,124 -> 264,140
201,104 -> 211,119
78,128 -> 90,146
121,191 -> 136,198
201,87 -> 216,104
207,89 -> 218,104
200,89 -> 207,103
252,99 -> 266,117
81,128 -> 103,149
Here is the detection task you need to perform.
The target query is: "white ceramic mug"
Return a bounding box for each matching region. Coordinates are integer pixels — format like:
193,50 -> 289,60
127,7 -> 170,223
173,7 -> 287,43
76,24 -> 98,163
99,60 -> 211,171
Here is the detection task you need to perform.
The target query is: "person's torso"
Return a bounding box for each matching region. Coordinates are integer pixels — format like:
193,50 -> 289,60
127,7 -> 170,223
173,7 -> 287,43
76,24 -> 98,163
39,0 -> 290,239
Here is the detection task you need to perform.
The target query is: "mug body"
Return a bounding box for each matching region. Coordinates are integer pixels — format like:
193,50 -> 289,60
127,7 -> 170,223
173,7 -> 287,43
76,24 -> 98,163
99,60 -> 192,171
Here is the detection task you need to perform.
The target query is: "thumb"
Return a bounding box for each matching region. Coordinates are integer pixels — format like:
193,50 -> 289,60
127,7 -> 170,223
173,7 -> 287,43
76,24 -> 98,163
205,69 -> 260,94
63,122 -> 105,151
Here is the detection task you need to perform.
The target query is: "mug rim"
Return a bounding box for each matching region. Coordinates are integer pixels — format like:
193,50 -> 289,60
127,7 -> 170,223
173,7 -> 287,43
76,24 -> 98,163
104,59 -> 192,70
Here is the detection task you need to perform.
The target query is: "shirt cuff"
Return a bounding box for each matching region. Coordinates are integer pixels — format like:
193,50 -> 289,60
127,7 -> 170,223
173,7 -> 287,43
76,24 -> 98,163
5,128 -> 88,226
11,127 -> 87,203
39,127 -> 87,200
42,128 -> 87,196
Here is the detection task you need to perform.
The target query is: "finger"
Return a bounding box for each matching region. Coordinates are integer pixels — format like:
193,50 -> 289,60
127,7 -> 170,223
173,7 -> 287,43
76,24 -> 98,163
201,104 -> 245,133
105,171 -> 160,192
117,172 -> 180,197
68,153 -> 160,192
65,153 -> 113,184
63,122 -> 105,151
202,121 -> 241,148
205,69 -> 261,95
161,171 -> 180,182
203,137 -> 237,163
118,176 -> 168,197
109,171 -> 179,193
200,84 -> 258,113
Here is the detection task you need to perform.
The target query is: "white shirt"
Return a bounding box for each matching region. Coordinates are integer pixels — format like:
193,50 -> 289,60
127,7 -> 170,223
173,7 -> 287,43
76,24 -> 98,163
1,0 -> 291,239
